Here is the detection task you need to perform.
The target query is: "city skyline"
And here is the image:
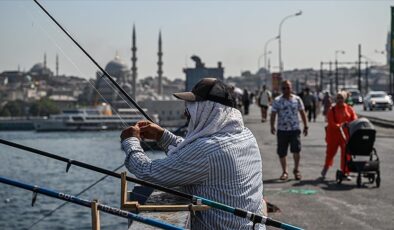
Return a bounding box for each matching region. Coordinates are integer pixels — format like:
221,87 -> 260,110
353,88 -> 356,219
0,0 -> 392,80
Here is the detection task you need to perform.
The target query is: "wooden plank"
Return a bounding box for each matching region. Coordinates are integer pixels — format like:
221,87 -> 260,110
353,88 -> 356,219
120,172 -> 127,208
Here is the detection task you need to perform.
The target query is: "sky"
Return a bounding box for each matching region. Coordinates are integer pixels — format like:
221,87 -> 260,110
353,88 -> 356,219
0,0 -> 392,81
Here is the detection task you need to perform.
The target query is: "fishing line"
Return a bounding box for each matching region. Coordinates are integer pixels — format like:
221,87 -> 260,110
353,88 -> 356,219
27,163 -> 125,229
21,1 -> 159,151
33,0 -> 154,123
20,1 -> 157,138
18,2 -> 130,130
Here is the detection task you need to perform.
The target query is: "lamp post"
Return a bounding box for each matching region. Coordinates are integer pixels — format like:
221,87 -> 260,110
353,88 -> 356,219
258,50 -> 272,70
258,50 -> 272,86
278,10 -> 302,76
335,50 -> 345,92
264,36 -> 279,71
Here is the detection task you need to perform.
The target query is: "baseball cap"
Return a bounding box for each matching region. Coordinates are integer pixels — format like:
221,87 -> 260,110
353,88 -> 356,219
173,78 -> 236,107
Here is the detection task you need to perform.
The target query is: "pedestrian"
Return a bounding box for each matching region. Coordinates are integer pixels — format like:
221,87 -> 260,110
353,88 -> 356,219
322,92 -> 332,122
302,88 -> 317,122
120,78 -> 265,229
320,91 -> 357,180
270,80 -> 308,181
242,88 -> 250,115
345,91 -> 354,106
257,85 -> 272,122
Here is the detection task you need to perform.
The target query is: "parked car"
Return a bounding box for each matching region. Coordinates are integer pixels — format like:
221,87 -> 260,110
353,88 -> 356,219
348,89 -> 363,104
363,91 -> 393,111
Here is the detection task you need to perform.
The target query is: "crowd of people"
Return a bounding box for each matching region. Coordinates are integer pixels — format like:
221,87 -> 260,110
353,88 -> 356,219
119,78 -> 358,229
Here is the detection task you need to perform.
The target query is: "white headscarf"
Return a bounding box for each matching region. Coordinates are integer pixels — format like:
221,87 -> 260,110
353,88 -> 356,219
167,100 -> 244,155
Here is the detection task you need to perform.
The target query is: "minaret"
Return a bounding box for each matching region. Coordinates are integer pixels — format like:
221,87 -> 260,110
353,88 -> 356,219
56,54 -> 59,77
131,24 -> 137,100
44,53 -> 47,68
157,30 -> 163,96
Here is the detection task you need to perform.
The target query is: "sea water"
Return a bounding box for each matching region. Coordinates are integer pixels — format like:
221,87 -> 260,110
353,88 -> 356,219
0,131 -> 165,229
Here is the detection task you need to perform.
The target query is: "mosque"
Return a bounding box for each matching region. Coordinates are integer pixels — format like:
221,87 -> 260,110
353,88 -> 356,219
94,25 -> 164,107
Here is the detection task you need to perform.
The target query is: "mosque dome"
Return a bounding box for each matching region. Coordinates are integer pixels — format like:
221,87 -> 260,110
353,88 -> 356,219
29,63 -> 53,76
30,63 -> 45,72
105,55 -> 128,77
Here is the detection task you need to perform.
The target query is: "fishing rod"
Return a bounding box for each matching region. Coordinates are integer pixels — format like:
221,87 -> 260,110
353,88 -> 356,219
0,139 -> 303,230
32,0 -> 153,123
27,163 -> 125,229
0,176 -> 183,230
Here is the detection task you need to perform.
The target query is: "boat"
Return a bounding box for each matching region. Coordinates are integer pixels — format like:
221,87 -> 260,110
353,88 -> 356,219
34,104 -> 155,131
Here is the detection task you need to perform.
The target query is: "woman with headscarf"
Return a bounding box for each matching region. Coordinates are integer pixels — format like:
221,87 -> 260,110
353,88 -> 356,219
321,91 -> 357,179
120,78 -> 265,229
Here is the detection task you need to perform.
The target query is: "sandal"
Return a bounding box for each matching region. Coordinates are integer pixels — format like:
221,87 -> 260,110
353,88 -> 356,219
293,169 -> 302,180
279,172 -> 288,181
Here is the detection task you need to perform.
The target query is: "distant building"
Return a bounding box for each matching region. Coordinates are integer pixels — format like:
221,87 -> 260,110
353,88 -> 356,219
48,95 -> 78,109
183,55 -> 224,91
29,54 -> 54,82
95,55 -> 132,105
138,100 -> 186,127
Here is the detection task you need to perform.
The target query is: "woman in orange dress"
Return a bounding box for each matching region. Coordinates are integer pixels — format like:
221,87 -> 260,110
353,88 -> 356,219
321,91 -> 357,179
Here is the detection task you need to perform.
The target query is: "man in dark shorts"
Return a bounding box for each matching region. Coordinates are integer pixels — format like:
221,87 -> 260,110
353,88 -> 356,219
270,80 -> 308,180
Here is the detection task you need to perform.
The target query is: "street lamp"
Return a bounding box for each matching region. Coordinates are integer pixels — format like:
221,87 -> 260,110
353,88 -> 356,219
258,50 -> 272,70
278,10 -> 302,76
264,36 -> 279,71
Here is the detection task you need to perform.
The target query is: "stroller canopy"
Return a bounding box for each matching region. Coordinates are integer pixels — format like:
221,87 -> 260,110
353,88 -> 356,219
349,117 -> 375,137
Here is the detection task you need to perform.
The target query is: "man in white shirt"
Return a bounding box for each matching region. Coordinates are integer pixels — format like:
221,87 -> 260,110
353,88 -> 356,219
270,80 -> 308,181
257,85 -> 272,122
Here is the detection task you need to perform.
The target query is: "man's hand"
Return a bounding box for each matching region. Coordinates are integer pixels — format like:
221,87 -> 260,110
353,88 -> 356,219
270,126 -> 276,135
137,120 -> 164,141
303,126 -> 308,136
120,125 -> 140,141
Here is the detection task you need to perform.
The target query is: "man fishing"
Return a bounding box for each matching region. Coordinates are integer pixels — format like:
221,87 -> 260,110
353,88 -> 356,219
120,78 -> 265,229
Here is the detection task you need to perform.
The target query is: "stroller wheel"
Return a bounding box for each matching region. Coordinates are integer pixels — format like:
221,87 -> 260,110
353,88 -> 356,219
336,170 -> 343,184
376,171 -> 381,188
357,174 -> 362,187
368,174 -> 375,183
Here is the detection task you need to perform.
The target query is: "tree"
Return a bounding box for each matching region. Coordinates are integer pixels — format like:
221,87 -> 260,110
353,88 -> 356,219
29,98 -> 60,116
0,100 -> 27,117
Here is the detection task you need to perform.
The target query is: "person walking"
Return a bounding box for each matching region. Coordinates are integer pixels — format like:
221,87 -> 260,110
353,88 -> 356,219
320,91 -> 357,179
302,88 -> 317,122
322,92 -> 332,122
242,88 -> 250,115
270,80 -> 308,181
257,85 -> 272,122
120,78 -> 265,229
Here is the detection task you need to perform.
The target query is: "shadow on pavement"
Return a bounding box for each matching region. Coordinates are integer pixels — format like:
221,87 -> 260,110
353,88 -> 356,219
289,177 -> 377,191
264,178 -> 297,184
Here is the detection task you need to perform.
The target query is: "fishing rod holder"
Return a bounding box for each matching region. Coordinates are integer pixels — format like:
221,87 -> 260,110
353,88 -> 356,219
66,159 -> 73,172
120,172 -> 209,213
31,186 -> 39,206
91,200 -> 100,230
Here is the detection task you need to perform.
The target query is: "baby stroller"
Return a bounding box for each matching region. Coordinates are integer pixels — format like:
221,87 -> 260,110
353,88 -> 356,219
336,118 -> 380,187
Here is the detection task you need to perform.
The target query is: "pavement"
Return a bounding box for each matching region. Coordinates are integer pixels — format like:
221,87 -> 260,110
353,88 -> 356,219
243,104 -> 394,230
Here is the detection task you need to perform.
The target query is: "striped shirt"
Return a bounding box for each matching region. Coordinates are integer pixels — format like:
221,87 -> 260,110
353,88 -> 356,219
122,128 -> 265,230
